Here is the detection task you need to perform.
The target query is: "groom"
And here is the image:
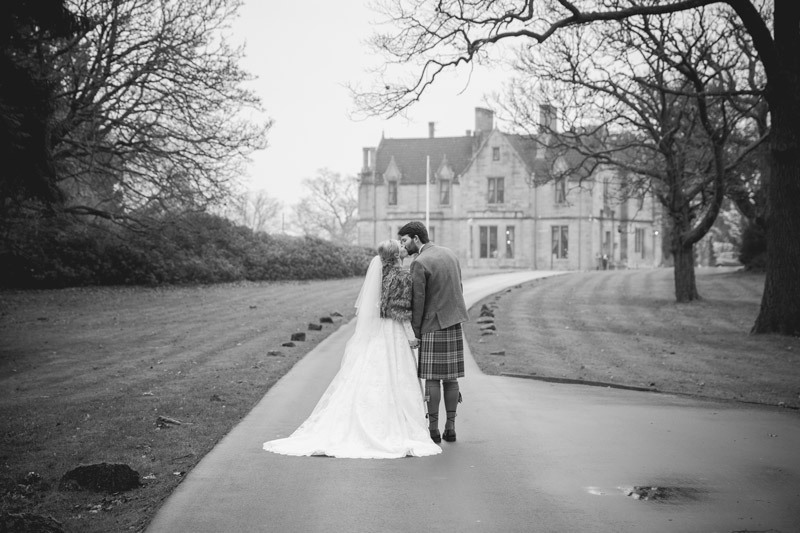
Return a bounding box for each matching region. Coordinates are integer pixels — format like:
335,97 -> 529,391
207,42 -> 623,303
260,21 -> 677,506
398,221 -> 469,443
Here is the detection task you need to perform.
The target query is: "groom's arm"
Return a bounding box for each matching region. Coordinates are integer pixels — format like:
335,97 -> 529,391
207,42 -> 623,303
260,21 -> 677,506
409,260 -> 427,339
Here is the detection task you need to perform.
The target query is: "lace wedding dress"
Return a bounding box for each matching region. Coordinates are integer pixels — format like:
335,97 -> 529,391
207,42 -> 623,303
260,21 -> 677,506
263,256 -> 441,459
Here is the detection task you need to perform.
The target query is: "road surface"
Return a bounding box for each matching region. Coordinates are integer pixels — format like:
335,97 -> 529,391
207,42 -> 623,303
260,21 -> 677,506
147,270 -> 800,533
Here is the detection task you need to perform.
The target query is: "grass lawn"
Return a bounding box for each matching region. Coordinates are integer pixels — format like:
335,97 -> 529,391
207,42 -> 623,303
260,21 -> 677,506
465,268 -> 800,408
2,267 -> 798,532
0,279 -> 364,533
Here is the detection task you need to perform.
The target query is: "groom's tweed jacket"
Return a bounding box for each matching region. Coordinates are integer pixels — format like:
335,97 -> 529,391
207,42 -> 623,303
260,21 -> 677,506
409,243 -> 469,339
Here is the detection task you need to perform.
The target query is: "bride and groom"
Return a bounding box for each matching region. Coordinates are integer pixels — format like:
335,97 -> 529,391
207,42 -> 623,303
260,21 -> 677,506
263,221 -> 469,458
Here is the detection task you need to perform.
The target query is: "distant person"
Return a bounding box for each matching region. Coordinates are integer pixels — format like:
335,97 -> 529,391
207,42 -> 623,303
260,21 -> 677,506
263,240 -> 440,458
398,221 -> 469,443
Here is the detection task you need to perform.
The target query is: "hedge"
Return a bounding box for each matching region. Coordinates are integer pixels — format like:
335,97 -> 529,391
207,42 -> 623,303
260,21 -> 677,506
1,212 -> 375,288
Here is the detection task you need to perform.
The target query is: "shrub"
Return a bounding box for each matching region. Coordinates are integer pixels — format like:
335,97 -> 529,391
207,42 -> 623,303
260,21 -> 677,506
0,212 -> 374,288
738,221 -> 766,271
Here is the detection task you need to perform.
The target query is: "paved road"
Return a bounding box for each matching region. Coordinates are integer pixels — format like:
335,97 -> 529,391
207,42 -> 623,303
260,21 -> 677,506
147,271 -> 800,533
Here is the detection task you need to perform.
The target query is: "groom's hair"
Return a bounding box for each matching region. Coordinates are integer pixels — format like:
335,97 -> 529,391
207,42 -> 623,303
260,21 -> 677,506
398,221 -> 429,244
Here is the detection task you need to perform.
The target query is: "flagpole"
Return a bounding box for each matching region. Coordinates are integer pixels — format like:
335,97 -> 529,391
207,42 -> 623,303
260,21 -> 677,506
425,155 -> 430,229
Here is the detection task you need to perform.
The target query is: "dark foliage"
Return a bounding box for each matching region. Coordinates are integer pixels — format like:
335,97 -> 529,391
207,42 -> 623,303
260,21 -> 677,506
739,221 -> 767,271
0,0 -> 87,213
0,212 -> 374,288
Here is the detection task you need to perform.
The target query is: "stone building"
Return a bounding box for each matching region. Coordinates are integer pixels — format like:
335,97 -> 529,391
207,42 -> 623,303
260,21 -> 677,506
357,107 -> 662,270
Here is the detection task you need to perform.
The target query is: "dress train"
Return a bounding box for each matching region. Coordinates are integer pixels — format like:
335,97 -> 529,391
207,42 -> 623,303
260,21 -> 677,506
263,317 -> 441,459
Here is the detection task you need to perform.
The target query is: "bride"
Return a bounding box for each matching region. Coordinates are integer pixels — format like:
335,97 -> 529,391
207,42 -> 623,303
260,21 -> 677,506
263,240 -> 442,459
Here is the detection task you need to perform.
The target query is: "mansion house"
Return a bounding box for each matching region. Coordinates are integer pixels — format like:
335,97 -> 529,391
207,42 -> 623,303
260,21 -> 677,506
357,107 -> 662,270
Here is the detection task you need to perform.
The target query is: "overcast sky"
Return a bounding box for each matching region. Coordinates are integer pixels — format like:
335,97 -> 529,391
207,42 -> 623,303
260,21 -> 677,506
231,0 -> 506,207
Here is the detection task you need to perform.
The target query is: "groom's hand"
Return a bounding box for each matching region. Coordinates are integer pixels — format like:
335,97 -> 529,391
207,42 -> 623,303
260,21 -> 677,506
409,338 -> 420,349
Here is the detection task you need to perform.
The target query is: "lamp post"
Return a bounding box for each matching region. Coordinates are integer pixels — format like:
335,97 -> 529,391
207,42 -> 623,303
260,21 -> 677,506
467,217 -> 473,263
425,155 -> 430,229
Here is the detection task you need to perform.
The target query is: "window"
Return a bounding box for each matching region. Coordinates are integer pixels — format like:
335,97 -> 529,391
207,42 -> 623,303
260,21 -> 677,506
388,180 -> 397,205
551,225 -> 568,259
439,179 -> 451,205
429,226 -> 435,243
635,228 -> 645,258
619,225 -> 628,262
479,226 -> 498,258
488,177 -> 504,204
555,177 -> 567,204
602,179 -> 610,204
492,147 -> 500,161
505,226 -> 515,259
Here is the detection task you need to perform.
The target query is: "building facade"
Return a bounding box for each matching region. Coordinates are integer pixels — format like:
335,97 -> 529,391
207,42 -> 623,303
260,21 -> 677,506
357,108 -> 662,270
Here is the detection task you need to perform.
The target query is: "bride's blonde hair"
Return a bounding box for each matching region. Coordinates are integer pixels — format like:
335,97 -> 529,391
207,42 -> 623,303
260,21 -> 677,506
377,239 -> 400,266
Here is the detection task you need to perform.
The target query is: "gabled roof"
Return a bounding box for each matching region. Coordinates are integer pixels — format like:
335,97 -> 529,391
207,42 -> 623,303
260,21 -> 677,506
505,134 -> 544,175
374,129 -> 603,185
506,133 -> 599,181
375,136 -> 476,184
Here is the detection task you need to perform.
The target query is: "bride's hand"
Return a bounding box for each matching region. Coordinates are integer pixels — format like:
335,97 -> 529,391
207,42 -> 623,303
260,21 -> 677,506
408,338 -> 419,349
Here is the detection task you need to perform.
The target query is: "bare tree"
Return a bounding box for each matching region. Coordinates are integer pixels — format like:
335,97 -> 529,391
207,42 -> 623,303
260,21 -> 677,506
494,6 -> 765,301
358,0 -> 800,335
47,0 -> 270,220
293,169 -> 358,243
225,189 -> 282,233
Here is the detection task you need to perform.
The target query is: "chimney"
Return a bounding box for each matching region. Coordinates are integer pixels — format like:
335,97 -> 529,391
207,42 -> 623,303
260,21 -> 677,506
362,147 -> 370,171
466,130 -> 472,137
475,107 -> 494,133
362,147 -> 376,171
428,122 -> 435,138
539,104 -> 558,133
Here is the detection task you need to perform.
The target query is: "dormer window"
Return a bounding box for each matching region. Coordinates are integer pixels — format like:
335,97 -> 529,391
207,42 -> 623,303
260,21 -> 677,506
555,177 -> 567,204
439,179 -> 451,205
492,147 -> 500,161
388,180 -> 398,205
488,177 -> 504,204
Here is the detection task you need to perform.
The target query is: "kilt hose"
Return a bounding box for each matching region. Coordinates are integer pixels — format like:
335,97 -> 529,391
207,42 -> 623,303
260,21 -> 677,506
418,323 -> 464,380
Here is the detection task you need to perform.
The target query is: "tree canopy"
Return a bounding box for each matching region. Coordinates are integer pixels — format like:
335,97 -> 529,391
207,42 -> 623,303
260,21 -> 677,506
494,4 -> 766,301
358,0 -> 800,335
293,169 -> 359,244
1,0 -> 270,224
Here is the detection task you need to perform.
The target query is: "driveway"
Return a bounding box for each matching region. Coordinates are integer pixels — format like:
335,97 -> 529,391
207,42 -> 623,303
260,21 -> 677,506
147,271 -> 800,533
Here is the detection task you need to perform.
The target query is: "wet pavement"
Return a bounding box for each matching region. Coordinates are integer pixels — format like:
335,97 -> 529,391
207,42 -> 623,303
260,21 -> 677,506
147,271 -> 800,533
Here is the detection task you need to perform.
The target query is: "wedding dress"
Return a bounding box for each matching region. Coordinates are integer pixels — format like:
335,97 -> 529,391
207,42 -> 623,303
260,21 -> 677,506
263,256 -> 441,459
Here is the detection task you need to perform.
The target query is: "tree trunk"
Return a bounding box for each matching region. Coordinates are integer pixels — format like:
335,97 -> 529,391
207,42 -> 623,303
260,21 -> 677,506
673,243 -> 700,302
752,126 -> 800,334
752,1 -> 800,335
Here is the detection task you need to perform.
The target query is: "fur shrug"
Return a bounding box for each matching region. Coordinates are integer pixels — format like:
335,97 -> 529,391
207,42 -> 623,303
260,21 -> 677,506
379,265 -> 412,321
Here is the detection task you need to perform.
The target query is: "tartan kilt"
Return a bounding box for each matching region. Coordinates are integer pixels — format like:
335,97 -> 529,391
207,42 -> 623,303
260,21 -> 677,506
418,323 -> 464,380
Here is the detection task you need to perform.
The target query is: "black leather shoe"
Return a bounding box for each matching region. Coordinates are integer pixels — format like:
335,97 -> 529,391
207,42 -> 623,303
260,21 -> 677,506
442,429 -> 456,442
430,429 -> 441,443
